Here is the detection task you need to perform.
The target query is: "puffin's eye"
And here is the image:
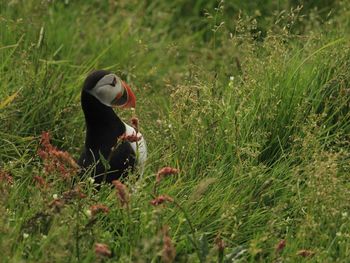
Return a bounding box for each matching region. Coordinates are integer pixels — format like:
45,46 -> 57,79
111,77 -> 117,86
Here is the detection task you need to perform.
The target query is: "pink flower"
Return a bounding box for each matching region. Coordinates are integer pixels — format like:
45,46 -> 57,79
276,239 -> 286,253
90,204 -> 109,216
214,235 -> 226,252
33,175 -> 48,189
95,243 -> 112,257
49,198 -> 65,212
62,187 -> 87,201
156,167 -> 179,184
112,180 -> 129,207
38,131 -> 78,179
0,170 -> 13,185
162,226 -> 176,263
297,249 -> 315,257
130,117 -> 139,132
118,133 -> 141,143
150,195 -> 174,206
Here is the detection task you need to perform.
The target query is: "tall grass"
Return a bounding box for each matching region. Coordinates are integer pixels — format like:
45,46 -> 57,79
1,0 -> 350,262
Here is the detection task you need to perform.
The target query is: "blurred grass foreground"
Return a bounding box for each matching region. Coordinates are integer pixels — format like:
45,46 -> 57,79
1,0 -> 350,262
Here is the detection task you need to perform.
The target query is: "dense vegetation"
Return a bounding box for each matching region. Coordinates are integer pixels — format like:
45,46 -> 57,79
1,0 -> 349,262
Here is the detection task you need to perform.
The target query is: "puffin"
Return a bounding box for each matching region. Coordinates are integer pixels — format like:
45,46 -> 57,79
78,70 -> 147,184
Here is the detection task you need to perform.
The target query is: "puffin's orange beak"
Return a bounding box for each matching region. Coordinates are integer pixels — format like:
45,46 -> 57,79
112,81 -> 136,108
121,81 -> 136,108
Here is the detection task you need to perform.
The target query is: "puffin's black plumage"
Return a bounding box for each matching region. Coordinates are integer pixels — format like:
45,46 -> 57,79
78,70 -> 136,184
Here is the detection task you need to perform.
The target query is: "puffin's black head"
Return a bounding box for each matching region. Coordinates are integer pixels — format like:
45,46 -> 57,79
83,70 -> 136,108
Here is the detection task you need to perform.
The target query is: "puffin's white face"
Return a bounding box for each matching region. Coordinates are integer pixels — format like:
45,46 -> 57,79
88,73 -> 124,107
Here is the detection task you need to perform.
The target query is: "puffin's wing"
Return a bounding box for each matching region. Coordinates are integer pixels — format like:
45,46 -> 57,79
78,143 -> 136,184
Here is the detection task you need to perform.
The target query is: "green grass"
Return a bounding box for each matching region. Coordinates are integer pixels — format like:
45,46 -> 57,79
1,0 -> 350,262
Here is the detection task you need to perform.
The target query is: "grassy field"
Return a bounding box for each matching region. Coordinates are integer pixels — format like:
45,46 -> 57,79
1,0 -> 350,262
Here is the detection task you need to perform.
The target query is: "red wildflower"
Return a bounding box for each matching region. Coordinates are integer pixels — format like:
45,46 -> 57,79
156,167 -> 179,184
40,131 -> 53,151
49,198 -> 65,212
62,187 -> 87,201
0,170 -> 13,185
214,235 -> 226,253
90,204 -> 109,216
37,149 -> 48,159
38,131 -> 79,180
297,249 -> 315,257
276,239 -> 286,253
53,150 -> 79,170
112,180 -> 129,207
95,243 -> 112,258
130,117 -> 139,132
33,175 -> 48,189
118,133 -> 141,143
150,195 -> 174,206
162,226 -> 176,263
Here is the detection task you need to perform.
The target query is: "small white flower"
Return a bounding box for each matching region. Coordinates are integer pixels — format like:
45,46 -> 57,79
87,177 -> 95,184
229,76 -> 234,81
23,233 -> 29,239
52,194 -> 58,199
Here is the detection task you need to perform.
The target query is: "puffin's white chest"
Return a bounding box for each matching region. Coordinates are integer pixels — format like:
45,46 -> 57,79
123,122 -> 147,174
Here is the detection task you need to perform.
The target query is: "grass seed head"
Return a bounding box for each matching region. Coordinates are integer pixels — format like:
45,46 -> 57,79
190,177 -> 217,202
